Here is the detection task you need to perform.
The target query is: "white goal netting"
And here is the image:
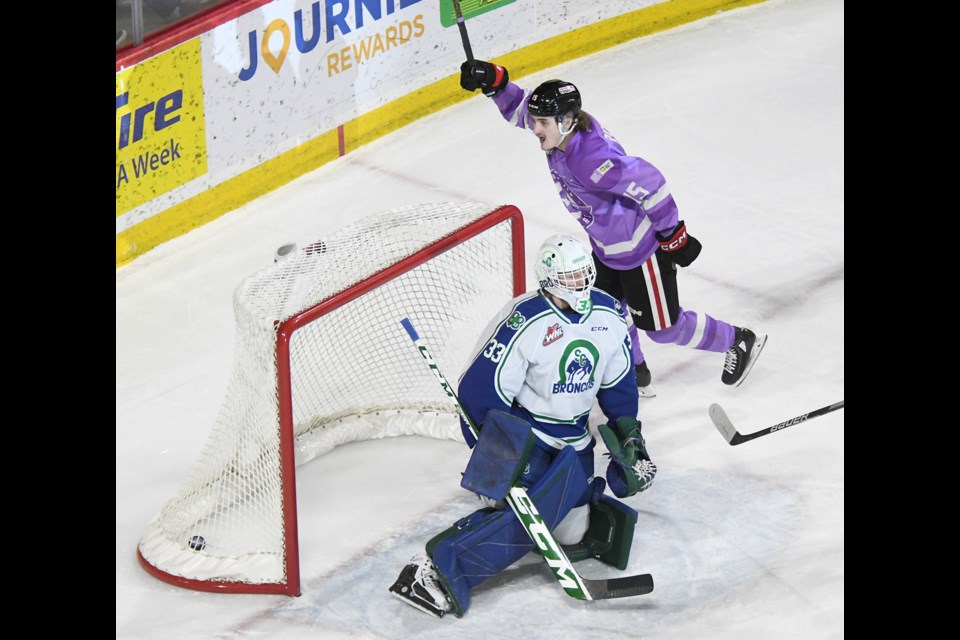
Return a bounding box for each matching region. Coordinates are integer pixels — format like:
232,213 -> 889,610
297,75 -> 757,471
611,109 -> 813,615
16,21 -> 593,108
138,202 -> 524,594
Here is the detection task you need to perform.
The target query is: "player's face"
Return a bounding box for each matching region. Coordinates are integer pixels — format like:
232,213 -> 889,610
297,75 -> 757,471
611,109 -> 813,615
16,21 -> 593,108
532,116 -> 563,151
558,269 -> 589,291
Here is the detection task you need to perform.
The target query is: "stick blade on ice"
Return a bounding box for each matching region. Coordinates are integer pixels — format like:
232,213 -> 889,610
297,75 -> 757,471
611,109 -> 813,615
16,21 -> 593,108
708,403 -> 740,445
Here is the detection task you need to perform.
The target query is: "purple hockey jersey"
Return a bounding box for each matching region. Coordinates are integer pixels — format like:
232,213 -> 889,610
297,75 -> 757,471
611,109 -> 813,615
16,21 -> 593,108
492,82 -> 680,270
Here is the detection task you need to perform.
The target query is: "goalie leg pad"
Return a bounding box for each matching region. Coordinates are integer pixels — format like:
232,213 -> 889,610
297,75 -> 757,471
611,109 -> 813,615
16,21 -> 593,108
561,478 -> 638,569
460,410 -> 536,501
428,446 -> 588,617
584,493 -> 639,570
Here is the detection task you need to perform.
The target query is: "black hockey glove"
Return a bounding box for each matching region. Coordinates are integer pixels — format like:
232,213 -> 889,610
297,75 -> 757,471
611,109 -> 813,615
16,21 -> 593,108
460,60 -> 509,96
599,417 -> 656,497
657,220 -> 702,267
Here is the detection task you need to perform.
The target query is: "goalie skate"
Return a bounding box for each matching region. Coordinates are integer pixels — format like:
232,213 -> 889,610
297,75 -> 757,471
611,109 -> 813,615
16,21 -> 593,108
389,556 -> 451,618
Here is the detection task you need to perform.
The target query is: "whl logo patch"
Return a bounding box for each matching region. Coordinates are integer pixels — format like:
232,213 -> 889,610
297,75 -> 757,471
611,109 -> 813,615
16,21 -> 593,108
553,340 -> 600,394
543,323 -> 563,346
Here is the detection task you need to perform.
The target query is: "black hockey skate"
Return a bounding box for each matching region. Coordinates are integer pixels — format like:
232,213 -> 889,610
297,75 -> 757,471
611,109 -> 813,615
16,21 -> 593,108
389,556 -> 451,618
721,327 -> 767,387
635,360 -> 656,398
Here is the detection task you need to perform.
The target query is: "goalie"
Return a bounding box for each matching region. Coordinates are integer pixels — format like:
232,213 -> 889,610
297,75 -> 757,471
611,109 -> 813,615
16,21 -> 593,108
389,234 -> 657,618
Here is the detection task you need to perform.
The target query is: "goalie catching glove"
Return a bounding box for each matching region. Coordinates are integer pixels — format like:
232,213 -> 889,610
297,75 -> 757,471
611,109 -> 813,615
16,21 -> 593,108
460,60 -> 509,96
599,417 -> 657,498
656,220 -> 702,267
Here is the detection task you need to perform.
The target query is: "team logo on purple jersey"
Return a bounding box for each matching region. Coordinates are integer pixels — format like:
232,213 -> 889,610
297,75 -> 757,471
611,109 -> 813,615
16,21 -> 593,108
551,170 -> 595,228
576,209 -> 595,228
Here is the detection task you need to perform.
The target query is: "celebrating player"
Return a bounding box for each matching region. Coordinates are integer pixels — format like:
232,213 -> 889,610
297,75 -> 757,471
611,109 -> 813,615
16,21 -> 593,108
459,61 -> 767,392
389,234 -> 657,618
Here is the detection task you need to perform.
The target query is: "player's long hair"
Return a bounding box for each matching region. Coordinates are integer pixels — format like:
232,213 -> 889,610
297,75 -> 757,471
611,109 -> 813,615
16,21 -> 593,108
575,111 -> 593,133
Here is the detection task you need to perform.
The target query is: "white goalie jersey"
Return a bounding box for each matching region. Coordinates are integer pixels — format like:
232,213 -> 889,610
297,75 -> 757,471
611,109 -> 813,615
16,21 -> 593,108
457,288 -> 639,449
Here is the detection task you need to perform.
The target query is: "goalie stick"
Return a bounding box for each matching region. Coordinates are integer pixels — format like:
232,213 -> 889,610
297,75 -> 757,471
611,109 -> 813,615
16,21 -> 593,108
451,0 -> 474,61
708,400 -> 845,446
401,317 -> 654,601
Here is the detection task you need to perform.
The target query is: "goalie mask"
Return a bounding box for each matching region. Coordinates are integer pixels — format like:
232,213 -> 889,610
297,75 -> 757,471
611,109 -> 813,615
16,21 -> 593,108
536,234 -> 596,314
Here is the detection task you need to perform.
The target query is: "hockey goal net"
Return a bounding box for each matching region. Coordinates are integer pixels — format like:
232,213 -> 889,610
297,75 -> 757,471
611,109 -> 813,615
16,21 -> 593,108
137,202 -> 524,595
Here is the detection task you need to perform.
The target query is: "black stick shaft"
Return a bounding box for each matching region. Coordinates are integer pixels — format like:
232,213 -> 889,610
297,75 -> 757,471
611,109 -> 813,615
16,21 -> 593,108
734,401 -> 844,445
452,0 -> 475,61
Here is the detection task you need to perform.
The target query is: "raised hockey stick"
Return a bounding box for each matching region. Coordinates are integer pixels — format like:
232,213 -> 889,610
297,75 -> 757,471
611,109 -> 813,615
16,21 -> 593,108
401,317 -> 654,601
451,0 -> 474,61
708,400 -> 845,446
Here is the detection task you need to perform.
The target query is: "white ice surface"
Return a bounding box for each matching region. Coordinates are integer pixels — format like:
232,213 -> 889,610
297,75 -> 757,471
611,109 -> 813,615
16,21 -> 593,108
117,1 -> 844,637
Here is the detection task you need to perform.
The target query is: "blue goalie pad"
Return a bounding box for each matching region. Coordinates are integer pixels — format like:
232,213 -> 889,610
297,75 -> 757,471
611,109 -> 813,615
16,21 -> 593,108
460,410 -> 536,501
430,446 -> 589,617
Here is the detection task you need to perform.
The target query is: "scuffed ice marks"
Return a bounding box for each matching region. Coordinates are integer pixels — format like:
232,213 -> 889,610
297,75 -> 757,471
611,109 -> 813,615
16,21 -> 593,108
272,466 -> 797,638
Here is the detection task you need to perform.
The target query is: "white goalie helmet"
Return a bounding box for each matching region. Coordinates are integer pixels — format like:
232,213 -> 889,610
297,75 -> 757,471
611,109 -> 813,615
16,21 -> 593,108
536,234 -> 596,314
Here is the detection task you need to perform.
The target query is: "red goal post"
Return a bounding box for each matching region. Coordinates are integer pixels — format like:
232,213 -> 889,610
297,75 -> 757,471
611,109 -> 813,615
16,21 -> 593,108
138,202 -> 525,596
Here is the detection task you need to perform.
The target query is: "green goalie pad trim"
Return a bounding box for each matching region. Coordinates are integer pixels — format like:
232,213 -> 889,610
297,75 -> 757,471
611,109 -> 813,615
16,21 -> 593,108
588,494 -> 638,570
560,541 -> 596,563
563,493 -> 639,570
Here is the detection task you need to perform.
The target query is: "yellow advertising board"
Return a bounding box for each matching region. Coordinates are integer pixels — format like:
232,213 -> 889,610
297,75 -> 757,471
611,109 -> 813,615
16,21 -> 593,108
116,39 -> 207,216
